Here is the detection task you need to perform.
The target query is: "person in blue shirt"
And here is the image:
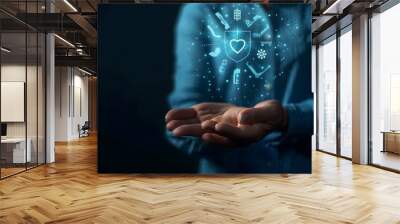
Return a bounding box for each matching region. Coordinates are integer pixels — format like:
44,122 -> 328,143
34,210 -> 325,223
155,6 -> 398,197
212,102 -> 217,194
165,3 -> 313,173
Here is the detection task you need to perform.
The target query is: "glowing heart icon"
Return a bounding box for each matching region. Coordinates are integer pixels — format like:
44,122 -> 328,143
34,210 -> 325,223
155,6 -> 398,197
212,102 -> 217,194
229,38 -> 246,54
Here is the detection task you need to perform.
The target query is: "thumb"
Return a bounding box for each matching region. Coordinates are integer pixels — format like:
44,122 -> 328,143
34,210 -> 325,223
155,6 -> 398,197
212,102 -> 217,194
238,107 -> 268,125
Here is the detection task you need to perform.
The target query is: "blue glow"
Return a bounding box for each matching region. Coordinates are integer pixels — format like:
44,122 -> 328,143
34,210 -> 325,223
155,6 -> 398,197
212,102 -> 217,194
184,3 -> 304,104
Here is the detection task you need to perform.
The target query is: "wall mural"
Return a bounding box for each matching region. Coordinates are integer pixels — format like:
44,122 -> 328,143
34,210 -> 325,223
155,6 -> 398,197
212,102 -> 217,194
98,3 -> 312,174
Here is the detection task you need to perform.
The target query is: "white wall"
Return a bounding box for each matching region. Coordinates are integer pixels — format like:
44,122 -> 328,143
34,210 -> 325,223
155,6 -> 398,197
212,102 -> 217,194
1,65 -> 40,137
55,66 -> 70,141
55,67 -> 89,141
1,64 -> 46,164
1,65 -> 27,140
72,73 -> 89,138
1,64 -> 25,138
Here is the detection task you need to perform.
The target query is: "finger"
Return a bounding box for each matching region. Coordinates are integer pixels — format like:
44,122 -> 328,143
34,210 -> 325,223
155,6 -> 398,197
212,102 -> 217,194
172,124 -> 204,137
238,107 -> 269,125
201,120 -> 218,132
216,123 -> 271,143
167,119 -> 199,131
193,102 -> 230,113
211,115 -> 223,123
254,100 -> 280,108
243,100 -> 284,125
214,123 -> 244,140
165,108 -> 197,122
202,133 -> 235,147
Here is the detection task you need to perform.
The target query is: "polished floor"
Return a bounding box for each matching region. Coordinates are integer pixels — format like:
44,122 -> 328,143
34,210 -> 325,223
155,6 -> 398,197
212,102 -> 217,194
1,135 -> 400,223
1,163 -> 43,178
1,167 -> 25,178
372,150 -> 400,171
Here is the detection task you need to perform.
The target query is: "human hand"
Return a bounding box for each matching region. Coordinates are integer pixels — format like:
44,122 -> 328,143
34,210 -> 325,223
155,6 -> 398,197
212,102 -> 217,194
166,100 -> 287,147
201,100 -> 287,146
165,103 -> 246,140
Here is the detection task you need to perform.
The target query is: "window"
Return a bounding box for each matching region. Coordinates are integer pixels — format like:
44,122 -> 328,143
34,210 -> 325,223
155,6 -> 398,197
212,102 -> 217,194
317,36 -> 337,154
371,3 -> 400,171
339,28 -> 352,158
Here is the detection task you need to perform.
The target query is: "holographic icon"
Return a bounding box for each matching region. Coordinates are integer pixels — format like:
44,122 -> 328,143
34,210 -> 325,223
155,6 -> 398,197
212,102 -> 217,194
245,15 -> 262,28
233,68 -> 241,85
233,9 -> 241,21
215,12 -> 230,30
218,59 -> 228,74
230,39 -> 246,54
207,25 -> 221,38
246,62 -> 271,78
253,25 -> 269,38
224,31 -> 251,63
209,47 -> 221,57
257,49 -> 267,59
260,41 -> 272,47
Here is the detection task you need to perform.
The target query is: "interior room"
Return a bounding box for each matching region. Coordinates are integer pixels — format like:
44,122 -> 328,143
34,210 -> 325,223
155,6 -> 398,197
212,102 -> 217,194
0,0 -> 400,223
0,22 -> 46,178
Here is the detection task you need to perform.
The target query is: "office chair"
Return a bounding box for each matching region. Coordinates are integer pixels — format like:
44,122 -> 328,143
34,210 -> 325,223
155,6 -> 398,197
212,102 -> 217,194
79,121 -> 90,138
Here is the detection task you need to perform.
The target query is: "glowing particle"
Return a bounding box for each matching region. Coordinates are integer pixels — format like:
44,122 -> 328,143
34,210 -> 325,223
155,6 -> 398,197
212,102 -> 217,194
257,49 -> 267,60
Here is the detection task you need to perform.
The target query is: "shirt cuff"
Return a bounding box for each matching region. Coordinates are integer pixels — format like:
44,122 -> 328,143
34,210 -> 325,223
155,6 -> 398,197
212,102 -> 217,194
284,102 -> 313,137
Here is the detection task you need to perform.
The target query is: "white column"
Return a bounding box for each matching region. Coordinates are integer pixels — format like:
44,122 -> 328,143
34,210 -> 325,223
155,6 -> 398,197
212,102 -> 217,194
46,32 -> 55,163
45,0 -> 56,163
352,14 -> 369,164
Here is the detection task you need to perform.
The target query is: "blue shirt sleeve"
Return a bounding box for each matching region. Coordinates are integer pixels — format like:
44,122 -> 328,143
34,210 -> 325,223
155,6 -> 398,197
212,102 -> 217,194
166,4 -> 210,156
285,98 -> 314,136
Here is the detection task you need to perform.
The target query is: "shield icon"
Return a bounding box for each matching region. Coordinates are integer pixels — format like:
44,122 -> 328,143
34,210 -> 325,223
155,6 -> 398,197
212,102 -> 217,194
224,31 -> 252,63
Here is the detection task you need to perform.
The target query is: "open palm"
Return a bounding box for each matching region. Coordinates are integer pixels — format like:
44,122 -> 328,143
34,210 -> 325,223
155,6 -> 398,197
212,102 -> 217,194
166,100 -> 286,147
166,103 -> 244,136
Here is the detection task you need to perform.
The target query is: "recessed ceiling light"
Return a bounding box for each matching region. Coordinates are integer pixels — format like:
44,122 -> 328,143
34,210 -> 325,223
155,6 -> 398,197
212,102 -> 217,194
322,0 -> 353,15
63,0 -> 78,12
54,34 -> 75,48
1,47 -> 11,53
78,67 -> 92,76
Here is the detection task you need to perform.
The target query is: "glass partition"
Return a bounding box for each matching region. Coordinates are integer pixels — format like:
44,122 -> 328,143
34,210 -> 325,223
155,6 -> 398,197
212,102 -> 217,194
339,28 -> 352,158
371,3 -> 400,171
317,35 -> 337,154
0,31 -> 28,177
0,1 -> 46,179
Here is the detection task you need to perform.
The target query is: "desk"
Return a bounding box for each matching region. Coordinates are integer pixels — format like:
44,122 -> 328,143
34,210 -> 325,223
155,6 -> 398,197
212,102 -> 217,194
381,131 -> 400,154
1,138 -> 31,163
